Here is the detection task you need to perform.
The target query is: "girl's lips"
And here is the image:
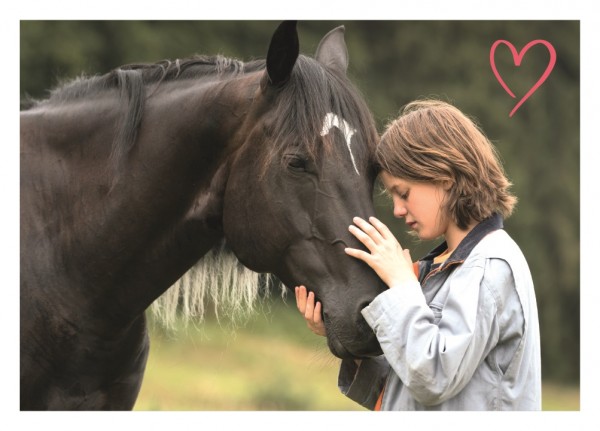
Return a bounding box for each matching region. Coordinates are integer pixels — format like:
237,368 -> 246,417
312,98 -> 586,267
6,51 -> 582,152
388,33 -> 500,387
407,221 -> 417,229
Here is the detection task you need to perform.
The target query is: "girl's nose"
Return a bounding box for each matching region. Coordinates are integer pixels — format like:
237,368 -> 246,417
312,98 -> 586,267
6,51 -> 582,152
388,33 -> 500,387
393,198 -> 407,218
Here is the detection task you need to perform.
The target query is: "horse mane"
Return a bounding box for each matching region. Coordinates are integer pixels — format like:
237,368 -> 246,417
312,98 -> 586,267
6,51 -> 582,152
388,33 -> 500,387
151,241 -> 280,328
25,55 -> 265,170
28,54 -> 264,106
25,52 -> 377,174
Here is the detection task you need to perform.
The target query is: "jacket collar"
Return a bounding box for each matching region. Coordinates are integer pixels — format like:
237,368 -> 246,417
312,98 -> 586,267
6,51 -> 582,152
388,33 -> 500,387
421,213 -> 504,273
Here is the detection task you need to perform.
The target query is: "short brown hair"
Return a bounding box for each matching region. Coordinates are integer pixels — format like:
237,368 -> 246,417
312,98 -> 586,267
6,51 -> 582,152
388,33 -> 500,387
377,99 -> 517,230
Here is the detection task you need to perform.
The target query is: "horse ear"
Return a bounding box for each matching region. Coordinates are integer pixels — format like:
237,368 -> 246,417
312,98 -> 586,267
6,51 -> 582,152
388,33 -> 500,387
263,21 -> 299,89
315,25 -> 348,74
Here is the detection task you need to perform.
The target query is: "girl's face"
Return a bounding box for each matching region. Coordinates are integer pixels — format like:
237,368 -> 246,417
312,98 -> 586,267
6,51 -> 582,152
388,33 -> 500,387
380,171 -> 449,241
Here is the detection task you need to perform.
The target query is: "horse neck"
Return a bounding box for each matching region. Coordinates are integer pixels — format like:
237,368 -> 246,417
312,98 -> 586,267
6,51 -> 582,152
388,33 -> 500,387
21,72 -> 261,323
122,159 -> 235,316
141,72 -> 261,161
100,74 -> 262,315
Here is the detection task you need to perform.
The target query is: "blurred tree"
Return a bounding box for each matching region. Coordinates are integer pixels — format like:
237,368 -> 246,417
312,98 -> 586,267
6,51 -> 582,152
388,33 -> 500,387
20,20 -> 580,384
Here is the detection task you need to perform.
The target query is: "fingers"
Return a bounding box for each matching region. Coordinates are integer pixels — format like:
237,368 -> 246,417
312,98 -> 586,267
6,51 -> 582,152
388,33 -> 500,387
304,291 -> 316,321
349,217 -> 381,248
295,286 -> 326,336
368,216 -> 397,243
345,217 -> 416,288
294,285 -> 317,315
313,300 -> 323,326
344,246 -> 374,266
349,216 -> 401,251
348,225 -> 376,251
346,216 -> 401,264
295,285 -> 307,313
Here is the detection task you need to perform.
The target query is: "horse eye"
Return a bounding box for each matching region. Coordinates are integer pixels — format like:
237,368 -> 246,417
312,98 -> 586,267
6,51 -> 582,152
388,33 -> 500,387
287,157 -> 307,172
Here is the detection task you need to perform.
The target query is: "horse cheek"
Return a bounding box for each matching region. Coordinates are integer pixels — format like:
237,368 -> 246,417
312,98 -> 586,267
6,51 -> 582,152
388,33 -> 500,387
222,174 -> 284,272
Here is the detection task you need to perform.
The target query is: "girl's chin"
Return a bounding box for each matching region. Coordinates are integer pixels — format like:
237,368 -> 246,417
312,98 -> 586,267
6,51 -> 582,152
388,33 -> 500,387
415,231 -> 435,241
408,227 -> 441,242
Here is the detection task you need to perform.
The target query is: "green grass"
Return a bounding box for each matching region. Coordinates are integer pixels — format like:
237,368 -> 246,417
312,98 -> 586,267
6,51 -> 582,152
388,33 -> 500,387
134,298 -> 579,411
541,382 -> 580,411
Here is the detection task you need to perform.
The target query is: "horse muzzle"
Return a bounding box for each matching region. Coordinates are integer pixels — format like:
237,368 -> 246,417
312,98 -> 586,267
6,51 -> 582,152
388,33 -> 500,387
323,310 -> 383,359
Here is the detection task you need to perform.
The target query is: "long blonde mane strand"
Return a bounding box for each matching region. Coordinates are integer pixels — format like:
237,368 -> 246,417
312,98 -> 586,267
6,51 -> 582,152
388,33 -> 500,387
150,243 -> 274,328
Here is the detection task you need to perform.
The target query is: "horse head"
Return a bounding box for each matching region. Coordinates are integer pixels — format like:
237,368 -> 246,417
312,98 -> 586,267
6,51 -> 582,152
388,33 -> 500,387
223,22 -> 386,359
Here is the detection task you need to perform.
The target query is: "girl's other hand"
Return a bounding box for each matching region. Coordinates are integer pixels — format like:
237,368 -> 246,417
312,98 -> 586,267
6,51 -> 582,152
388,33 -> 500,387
295,285 -> 326,337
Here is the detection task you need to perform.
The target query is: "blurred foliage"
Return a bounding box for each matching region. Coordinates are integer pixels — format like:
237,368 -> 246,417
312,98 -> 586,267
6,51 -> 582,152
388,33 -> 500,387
20,21 -> 580,384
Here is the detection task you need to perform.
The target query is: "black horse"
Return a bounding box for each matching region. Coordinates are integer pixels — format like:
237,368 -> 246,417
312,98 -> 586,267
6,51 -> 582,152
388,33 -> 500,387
20,21 -> 386,410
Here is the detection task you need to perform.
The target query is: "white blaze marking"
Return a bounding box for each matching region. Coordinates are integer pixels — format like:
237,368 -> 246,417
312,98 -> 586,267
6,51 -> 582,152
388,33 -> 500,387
320,112 -> 360,175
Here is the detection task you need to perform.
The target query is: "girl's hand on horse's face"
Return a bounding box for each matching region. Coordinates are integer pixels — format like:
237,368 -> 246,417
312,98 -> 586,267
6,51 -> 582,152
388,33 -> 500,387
295,286 -> 326,337
345,216 -> 416,288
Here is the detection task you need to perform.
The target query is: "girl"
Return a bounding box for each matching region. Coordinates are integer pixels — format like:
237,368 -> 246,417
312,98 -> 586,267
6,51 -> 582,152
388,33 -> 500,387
295,99 -> 541,410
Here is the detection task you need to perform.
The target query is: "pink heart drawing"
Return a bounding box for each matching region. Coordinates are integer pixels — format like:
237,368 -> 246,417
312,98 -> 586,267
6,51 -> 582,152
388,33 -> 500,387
490,39 -> 556,117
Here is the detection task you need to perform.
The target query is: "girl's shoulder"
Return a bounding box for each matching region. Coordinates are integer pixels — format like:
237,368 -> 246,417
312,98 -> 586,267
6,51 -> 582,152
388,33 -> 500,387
469,229 -> 526,264
467,229 -> 534,294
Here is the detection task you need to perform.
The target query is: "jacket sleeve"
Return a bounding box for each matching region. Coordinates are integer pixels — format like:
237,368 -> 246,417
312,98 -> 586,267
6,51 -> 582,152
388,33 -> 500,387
361,260 -> 504,406
338,356 -> 390,410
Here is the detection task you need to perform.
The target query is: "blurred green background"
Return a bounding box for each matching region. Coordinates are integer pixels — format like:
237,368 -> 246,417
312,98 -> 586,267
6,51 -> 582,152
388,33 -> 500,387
20,20 -> 580,410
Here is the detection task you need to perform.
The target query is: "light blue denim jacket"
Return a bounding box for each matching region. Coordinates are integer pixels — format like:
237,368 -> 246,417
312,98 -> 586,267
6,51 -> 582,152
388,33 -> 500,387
338,214 -> 542,410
